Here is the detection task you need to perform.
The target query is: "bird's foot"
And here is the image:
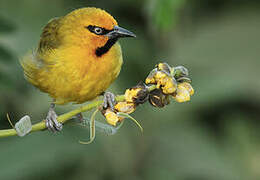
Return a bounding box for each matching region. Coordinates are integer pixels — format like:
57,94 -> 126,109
102,92 -> 117,111
45,103 -> 63,132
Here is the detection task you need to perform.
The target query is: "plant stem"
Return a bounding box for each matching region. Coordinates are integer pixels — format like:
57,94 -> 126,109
0,85 -> 156,138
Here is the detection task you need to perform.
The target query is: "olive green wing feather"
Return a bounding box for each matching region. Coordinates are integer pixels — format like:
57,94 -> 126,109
20,17 -> 62,86
38,17 -> 62,53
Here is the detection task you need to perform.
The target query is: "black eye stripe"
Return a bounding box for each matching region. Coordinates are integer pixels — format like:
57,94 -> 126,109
86,25 -> 111,35
86,25 -> 118,57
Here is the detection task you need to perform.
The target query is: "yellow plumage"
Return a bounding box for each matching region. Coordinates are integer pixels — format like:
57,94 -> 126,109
21,7 -> 130,105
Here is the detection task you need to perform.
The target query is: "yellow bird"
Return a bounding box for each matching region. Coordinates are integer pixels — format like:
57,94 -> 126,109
20,7 -> 136,132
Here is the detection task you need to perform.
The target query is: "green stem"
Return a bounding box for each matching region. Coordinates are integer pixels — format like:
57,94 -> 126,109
0,85 -> 156,138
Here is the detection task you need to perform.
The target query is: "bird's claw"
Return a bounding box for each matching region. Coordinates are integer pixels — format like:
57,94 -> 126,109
45,104 -> 63,132
103,92 -> 116,111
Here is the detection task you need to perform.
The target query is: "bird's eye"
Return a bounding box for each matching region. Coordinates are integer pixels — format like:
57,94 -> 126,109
86,25 -> 108,36
94,27 -> 103,35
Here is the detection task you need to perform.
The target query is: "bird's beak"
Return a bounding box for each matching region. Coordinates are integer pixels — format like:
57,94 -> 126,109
106,26 -> 136,39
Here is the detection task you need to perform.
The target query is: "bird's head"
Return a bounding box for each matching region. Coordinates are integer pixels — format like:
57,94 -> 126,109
59,7 -> 136,57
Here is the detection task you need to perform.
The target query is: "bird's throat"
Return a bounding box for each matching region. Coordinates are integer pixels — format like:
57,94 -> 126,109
96,38 -> 118,57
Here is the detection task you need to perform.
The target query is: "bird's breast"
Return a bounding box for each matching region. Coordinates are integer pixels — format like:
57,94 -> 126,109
69,42 -> 123,103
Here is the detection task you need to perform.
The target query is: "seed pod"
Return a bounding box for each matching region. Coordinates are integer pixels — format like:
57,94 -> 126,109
135,83 -> 149,104
124,83 -> 149,105
156,62 -> 171,75
174,66 -> 189,79
176,77 -> 192,83
149,89 -> 170,108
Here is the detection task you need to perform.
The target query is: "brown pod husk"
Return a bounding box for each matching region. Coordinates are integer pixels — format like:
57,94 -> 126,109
149,89 -> 170,108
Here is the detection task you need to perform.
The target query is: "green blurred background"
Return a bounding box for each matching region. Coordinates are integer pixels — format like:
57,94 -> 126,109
1,0 -> 260,179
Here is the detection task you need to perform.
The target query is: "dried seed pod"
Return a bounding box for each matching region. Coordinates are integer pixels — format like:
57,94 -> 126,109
174,66 -> 189,79
124,83 -> 149,105
134,83 -> 149,104
149,89 -> 170,108
156,62 -> 171,75
176,76 -> 192,83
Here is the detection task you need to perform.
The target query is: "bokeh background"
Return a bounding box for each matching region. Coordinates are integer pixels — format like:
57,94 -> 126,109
1,0 -> 260,179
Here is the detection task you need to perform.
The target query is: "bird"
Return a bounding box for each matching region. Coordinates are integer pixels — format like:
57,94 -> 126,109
20,7 -> 136,132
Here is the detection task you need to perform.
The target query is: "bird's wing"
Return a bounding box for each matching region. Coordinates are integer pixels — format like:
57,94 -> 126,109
20,17 -> 62,86
38,17 -> 62,54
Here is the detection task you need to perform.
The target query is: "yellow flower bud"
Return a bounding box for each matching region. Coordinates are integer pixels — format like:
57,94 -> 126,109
174,84 -> 190,103
145,76 -> 155,84
161,77 -> 177,94
145,69 -> 157,84
104,109 -> 123,126
157,63 -> 171,74
152,71 -> 177,94
155,72 -> 169,90
154,71 -> 167,80
125,86 -> 148,104
125,88 -> 139,103
115,102 -> 136,114
179,82 -> 194,96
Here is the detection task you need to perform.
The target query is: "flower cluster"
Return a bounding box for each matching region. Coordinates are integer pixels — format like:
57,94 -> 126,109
146,63 -> 194,106
102,62 -> 194,126
101,83 -> 148,126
